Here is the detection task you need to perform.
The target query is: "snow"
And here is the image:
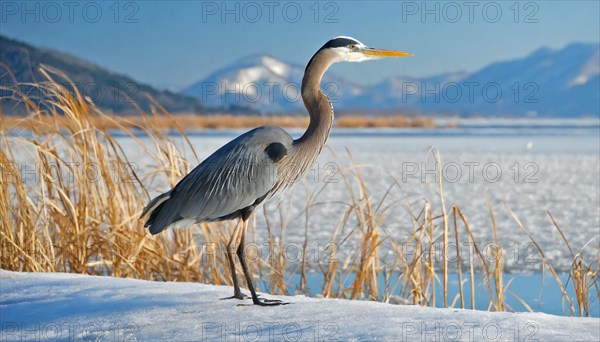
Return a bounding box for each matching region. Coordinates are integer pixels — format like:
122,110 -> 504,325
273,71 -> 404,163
1,270 -> 598,341
569,48 -> 600,86
181,54 -> 361,113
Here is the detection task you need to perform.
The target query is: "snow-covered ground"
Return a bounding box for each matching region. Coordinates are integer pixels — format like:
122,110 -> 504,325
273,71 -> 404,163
1,270 -> 598,341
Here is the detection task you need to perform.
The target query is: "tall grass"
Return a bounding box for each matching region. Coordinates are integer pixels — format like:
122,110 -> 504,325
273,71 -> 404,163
1,70 -> 598,316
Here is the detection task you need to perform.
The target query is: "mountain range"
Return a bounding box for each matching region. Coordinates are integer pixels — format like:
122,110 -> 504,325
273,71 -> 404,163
183,43 -> 599,117
2,35 -> 598,117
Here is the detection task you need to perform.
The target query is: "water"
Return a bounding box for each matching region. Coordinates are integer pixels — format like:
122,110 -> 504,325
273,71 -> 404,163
282,272 -> 600,317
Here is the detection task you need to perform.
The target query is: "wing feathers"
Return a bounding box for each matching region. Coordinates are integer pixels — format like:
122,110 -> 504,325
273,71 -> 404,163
142,126 -> 293,233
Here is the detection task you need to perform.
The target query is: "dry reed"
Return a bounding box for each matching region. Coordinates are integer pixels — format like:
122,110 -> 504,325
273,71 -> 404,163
2,113 -> 437,130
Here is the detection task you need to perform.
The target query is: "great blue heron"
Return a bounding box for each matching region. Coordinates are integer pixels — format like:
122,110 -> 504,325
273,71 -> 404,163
141,36 -> 411,306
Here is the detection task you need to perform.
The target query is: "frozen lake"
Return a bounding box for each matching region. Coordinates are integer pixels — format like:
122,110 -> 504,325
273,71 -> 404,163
8,119 -> 599,273
109,118 -> 599,274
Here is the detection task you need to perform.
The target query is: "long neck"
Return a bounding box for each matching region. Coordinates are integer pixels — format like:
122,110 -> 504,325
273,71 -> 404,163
295,52 -> 335,150
273,51 -> 336,189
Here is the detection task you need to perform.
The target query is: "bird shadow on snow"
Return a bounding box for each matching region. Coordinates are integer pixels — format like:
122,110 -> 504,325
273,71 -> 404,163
1,276 -> 215,324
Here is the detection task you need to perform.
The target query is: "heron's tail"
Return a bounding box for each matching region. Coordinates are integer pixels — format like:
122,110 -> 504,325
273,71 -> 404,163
140,190 -> 174,235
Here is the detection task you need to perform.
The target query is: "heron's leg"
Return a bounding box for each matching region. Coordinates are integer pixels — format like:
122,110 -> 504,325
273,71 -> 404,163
237,219 -> 287,306
220,220 -> 248,300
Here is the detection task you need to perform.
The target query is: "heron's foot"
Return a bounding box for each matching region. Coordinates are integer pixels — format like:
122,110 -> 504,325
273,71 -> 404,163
220,292 -> 249,300
246,296 -> 289,306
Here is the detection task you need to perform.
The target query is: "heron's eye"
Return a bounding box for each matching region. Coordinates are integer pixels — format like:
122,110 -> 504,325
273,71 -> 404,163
348,44 -> 355,49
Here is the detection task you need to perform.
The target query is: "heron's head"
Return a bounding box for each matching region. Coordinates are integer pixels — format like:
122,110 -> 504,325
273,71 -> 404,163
319,36 -> 412,63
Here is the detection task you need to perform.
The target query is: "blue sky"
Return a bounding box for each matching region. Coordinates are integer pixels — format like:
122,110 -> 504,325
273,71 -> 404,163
2,1 -> 599,90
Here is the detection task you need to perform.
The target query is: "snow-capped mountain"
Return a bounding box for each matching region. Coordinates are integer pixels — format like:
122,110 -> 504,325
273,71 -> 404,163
182,54 -> 363,113
182,43 -> 599,117
428,42 -> 600,117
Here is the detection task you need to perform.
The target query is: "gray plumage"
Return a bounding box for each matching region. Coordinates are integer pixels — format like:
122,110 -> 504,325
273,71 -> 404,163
140,36 -> 410,305
142,125 -> 293,234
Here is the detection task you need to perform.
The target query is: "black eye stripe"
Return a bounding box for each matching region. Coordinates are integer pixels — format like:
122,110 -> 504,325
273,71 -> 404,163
320,37 -> 360,50
305,37 -> 361,72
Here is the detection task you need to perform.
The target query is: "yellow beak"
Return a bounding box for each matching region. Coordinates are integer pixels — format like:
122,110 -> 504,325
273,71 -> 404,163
361,48 -> 413,58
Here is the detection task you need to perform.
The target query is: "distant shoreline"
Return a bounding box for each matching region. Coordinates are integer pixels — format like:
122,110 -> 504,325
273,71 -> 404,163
2,114 -> 442,130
